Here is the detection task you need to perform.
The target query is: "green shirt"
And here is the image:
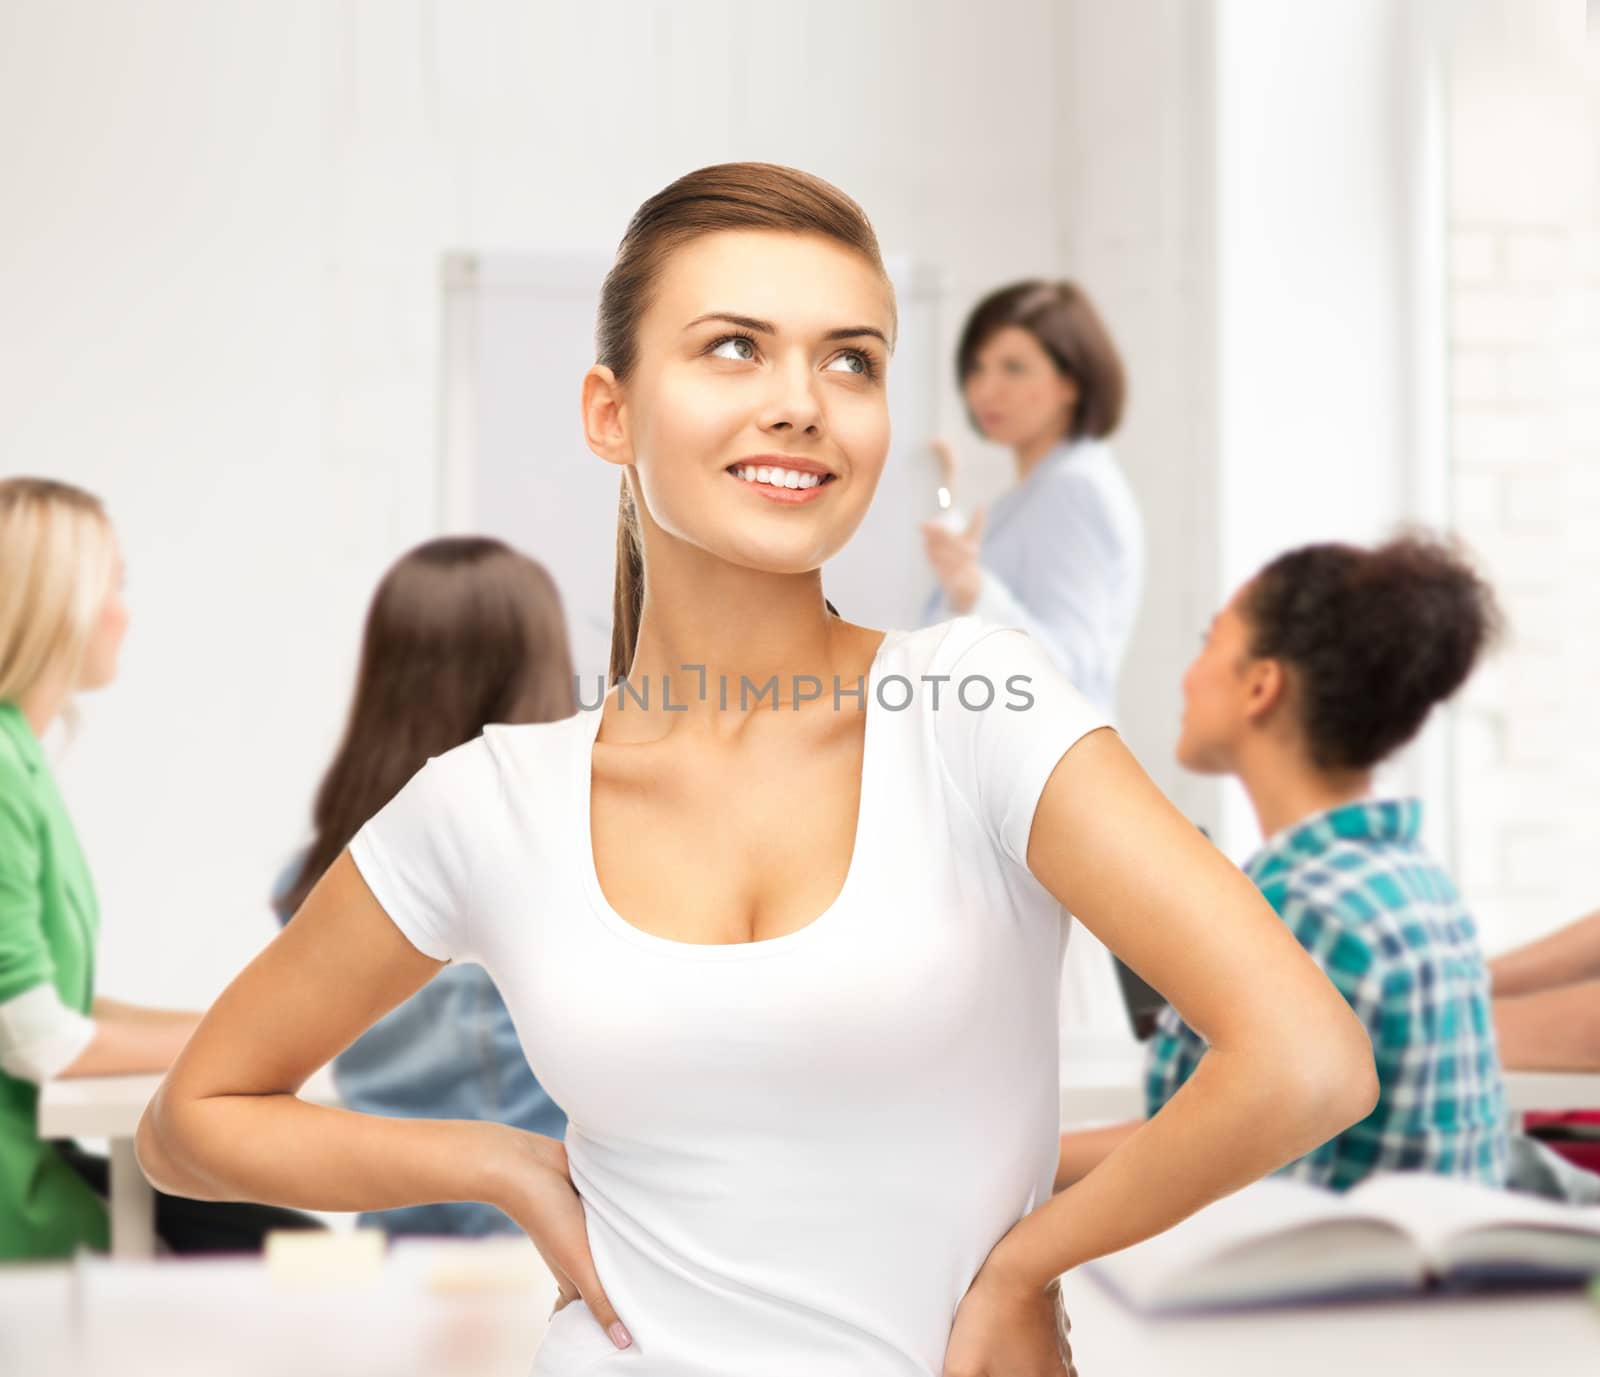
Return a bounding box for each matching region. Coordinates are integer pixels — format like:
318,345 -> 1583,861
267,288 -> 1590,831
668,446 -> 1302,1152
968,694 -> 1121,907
0,700 -> 109,1258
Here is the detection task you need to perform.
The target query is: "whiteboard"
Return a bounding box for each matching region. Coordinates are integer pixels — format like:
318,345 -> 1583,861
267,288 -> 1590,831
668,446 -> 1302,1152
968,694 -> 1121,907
438,252 -> 943,685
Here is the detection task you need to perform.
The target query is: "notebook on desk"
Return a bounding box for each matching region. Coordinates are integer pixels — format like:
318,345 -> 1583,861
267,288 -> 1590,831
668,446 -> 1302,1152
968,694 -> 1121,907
1088,1171 -> 1600,1313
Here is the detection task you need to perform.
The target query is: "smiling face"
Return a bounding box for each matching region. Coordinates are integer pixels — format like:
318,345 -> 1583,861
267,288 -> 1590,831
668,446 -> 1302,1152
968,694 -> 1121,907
584,230 -> 895,577
962,324 -> 1078,450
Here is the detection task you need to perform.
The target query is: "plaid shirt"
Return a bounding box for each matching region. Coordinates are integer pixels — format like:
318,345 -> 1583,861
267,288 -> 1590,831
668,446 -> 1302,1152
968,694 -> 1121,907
1145,799 -> 1510,1192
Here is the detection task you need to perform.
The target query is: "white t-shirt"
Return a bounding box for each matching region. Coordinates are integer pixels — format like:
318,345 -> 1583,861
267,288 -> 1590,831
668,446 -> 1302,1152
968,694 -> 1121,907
348,616 -> 1110,1376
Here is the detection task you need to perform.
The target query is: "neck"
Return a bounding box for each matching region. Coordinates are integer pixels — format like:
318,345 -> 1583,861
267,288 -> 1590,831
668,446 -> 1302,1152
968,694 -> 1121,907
1233,737 -> 1372,843
16,675 -> 69,741
1014,430 -> 1066,482
615,539 -> 869,737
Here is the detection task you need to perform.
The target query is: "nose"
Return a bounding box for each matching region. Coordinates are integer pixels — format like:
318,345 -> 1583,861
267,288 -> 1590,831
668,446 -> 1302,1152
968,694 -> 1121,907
757,352 -> 823,438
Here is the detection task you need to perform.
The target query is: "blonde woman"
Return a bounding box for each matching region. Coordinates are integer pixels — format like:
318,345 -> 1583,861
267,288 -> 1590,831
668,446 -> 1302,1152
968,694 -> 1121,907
140,166 -> 1376,1376
0,477 -> 320,1258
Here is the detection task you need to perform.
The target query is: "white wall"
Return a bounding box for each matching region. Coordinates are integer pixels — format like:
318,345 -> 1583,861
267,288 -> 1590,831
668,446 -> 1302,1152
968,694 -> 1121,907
1445,0 -> 1599,952
1052,0 -> 1221,832
1211,0 -> 1454,859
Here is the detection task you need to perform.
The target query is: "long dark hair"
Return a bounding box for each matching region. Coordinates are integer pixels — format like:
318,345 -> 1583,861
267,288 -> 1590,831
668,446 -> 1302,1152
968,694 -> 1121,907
1242,530 -> 1503,771
594,162 -> 890,686
276,537 -> 575,919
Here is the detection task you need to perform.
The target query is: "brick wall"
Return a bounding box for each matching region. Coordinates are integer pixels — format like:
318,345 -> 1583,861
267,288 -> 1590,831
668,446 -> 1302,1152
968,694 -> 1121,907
1446,1 -> 1599,951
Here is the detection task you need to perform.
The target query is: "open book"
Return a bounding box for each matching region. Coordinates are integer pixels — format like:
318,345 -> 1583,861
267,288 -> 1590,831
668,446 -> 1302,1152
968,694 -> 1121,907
1088,1171 -> 1600,1312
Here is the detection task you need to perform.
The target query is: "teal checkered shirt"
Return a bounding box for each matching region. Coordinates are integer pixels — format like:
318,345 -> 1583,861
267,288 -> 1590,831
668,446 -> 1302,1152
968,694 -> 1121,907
1145,799 -> 1510,1191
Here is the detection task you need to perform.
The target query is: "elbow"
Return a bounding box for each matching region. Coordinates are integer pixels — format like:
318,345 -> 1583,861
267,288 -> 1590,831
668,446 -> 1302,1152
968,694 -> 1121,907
1279,1016 -> 1380,1141
136,1086 -> 203,1198
134,1099 -> 174,1194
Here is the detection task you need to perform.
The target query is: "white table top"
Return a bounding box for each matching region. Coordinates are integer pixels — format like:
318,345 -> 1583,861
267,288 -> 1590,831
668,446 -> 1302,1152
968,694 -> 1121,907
1502,1069 -> 1600,1113
3,1235 -> 1593,1376
0,1238 -> 557,1377
1057,1266 -> 1600,1374
39,1064 -> 341,1139
41,1058 -> 1600,1142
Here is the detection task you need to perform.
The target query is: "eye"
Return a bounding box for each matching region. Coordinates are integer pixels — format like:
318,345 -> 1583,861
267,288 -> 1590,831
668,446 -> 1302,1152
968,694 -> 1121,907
826,349 -> 880,381
708,334 -> 758,362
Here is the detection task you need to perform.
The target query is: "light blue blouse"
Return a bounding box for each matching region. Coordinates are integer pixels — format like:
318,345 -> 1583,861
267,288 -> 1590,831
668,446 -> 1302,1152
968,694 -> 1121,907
921,438 -> 1144,717
273,853 -> 567,1236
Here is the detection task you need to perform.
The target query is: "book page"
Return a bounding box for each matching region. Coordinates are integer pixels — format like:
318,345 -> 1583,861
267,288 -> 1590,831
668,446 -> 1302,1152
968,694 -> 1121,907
1346,1172 -> 1600,1256
1088,1178 -> 1423,1310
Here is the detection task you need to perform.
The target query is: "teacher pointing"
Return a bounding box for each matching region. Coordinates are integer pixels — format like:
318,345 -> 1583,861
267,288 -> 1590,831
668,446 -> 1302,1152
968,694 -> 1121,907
921,279 -> 1143,719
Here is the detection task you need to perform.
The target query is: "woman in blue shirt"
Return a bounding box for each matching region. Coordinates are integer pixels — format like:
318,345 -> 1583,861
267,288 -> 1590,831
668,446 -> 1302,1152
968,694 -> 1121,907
920,279 -> 1144,719
274,536 -> 573,1236
1057,533 -> 1511,1192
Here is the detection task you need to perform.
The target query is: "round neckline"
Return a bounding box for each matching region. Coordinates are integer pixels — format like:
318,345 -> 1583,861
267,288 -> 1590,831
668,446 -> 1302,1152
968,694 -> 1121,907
576,628 -> 904,962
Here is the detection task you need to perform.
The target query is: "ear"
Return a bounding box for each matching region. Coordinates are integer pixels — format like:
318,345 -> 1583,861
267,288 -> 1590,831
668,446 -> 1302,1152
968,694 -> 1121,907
582,364 -> 632,468
1242,659 -> 1288,724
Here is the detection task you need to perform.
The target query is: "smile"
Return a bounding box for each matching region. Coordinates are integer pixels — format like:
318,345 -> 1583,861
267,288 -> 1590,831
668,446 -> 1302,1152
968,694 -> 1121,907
726,464 -> 836,504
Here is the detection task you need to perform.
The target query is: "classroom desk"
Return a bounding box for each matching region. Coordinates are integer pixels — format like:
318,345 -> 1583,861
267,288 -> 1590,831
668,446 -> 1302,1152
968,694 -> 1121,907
1058,1056 -> 1600,1130
1057,1267 -> 1600,1375
1503,1070 -> 1600,1114
1059,1041 -> 1146,1125
37,1058 -> 1600,1263
38,1066 -> 340,1261
3,1235 -> 1593,1377
0,1238 -> 556,1377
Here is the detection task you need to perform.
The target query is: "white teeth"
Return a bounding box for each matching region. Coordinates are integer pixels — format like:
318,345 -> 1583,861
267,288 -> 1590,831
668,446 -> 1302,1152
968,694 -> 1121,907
733,465 -> 826,490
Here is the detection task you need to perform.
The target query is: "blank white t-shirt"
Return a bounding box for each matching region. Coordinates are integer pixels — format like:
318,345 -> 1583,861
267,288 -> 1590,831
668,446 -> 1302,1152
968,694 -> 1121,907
348,616 -> 1110,1376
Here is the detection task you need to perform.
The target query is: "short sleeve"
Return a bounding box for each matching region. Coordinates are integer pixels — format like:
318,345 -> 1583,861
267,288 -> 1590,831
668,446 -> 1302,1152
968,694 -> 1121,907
347,742 -> 491,964
932,619 -> 1113,873
0,763 -> 56,1005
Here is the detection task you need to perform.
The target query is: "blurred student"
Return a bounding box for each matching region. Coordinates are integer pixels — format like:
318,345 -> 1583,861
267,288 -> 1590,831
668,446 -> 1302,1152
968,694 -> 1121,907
0,477 -> 320,1258
273,536 -> 573,1236
919,279 -> 1143,717
1058,533 -> 1511,1193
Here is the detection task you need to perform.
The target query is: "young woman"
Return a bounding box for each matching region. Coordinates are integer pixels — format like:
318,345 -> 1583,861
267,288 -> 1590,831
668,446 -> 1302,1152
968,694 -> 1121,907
1059,534 -> 1510,1195
138,165 -> 1376,1376
0,477 -> 320,1257
919,279 -> 1143,719
271,536 -> 574,1237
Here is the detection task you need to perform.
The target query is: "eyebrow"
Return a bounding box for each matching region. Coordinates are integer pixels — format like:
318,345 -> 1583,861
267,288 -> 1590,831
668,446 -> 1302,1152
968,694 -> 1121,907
683,312 -> 890,347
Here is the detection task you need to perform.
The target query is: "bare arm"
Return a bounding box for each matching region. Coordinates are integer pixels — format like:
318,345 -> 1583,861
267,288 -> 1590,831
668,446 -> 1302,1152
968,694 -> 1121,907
57,1008 -> 201,1077
1490,909 -> 1600,996
986,731 -> 1378,1288
137,850 -> 520,1210
1494,982 -> 1600,1071
135,850 -> 633,1348
91,995 -> 199,1027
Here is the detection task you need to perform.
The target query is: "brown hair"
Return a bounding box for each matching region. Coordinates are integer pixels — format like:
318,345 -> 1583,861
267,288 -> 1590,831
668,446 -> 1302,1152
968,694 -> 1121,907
275,537 -> 575,919
1241,531 -> 1503,771
594,162 -> 893,685
955,280 -> 1126,442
